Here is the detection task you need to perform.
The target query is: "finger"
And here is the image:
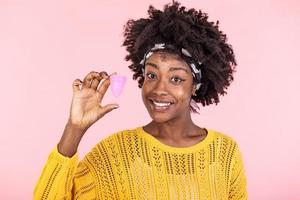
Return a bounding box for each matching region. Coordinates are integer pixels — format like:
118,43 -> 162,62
97,77 -> 111,103
90,77 -> 100,90
91,71 -> 109,90
108,72 -> 117,77
96,103 -> 119,119
96,72 -> 117,99
72,79 -> 83,92
82,71 -> 101,89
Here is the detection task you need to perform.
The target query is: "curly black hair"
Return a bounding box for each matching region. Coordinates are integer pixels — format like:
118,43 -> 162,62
122,1 -> 236,114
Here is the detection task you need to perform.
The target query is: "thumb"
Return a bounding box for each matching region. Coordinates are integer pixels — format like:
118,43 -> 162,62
97,104 -> 119,118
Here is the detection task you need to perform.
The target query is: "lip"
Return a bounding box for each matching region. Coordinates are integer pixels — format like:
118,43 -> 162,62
148,99 -> 174,112
149,98 -> 174,104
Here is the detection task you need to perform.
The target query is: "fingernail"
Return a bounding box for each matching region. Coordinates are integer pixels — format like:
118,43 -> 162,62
109,72 -> 117,77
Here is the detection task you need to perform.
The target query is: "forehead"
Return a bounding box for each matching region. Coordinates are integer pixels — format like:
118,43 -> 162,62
146,51 -> 190,69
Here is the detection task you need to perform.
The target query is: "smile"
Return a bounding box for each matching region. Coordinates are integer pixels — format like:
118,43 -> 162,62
149,99 -> 174,111
153,101 -> 171,106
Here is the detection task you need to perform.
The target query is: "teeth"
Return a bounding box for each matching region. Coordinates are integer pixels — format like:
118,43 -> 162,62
153,101 -> 171,107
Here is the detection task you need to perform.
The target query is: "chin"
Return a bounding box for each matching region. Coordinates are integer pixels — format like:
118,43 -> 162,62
147,110 -> 178,124
151,116 -> 170,123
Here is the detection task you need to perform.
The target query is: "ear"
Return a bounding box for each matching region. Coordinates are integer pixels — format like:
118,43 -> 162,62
192,84 -> 197,96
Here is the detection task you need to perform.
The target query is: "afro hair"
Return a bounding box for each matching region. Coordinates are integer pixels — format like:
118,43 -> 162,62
122,1 -> 236,113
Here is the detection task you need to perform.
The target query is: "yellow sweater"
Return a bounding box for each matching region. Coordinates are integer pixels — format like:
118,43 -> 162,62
34,127 -> 247,200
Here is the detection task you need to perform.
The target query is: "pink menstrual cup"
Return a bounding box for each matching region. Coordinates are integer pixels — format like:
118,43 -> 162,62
110,74 -> 126,98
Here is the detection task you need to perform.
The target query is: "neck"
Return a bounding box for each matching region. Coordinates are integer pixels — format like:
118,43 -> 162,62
144,112 -> 199,141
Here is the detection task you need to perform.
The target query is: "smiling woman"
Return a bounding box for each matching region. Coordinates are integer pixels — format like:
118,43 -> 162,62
34,1 -> 247,199
142,52 -> 195,123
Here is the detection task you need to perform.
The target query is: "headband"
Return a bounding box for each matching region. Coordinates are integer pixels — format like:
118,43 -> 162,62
139,43 -> 202,92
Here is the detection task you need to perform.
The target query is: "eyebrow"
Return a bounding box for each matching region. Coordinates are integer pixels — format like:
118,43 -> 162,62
145,62 -> 189,73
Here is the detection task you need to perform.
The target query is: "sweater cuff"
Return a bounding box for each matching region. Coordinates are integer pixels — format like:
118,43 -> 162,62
48,144 -> 79,164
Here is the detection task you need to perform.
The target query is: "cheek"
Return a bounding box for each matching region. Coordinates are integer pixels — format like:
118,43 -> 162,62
171,87 -> 193,106
176,89 -> 185,96
141,84 -> 150,101
142,81 -> 154,94
174,77 -> 194,97
141,83 -> 148,94
174,86 -> 192,97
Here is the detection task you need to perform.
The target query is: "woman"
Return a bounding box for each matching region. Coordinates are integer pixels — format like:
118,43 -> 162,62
34,1 -> 247,199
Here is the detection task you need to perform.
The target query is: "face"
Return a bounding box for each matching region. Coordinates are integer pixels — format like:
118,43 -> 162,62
142,51 -> 196,123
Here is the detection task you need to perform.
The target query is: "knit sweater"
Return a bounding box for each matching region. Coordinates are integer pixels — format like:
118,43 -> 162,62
34,127 -> 248,200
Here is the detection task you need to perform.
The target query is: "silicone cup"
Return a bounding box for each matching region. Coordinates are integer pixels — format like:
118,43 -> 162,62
110,74 -> 126,98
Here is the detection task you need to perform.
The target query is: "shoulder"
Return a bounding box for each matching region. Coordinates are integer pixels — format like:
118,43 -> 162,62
208,128 -> 242,154
209,128 -> 239,145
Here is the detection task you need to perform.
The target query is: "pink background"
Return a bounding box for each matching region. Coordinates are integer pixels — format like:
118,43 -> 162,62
1,1 -> 299,199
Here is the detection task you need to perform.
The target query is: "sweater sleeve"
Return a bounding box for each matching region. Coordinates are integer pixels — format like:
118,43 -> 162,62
228,142 -> 248,200
33,145 -> 96,200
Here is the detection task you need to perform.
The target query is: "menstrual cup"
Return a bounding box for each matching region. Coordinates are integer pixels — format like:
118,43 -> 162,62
110,74 -> 126,98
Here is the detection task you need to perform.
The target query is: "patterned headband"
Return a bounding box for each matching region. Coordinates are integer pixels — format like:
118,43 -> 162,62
139,43 -> 202,92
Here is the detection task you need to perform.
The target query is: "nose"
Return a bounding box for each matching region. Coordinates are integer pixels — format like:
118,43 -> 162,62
152,78 -> 168,96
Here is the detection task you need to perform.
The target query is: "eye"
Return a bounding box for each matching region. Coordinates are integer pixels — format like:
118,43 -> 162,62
171,76 -> 185,83
145,73 -> 156,79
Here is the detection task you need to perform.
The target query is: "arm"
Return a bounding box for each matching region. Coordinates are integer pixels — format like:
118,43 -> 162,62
228,143 -> 248,200
33,145 -> 79,200
34,71 -> 118,199
33,145 -> 97,200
